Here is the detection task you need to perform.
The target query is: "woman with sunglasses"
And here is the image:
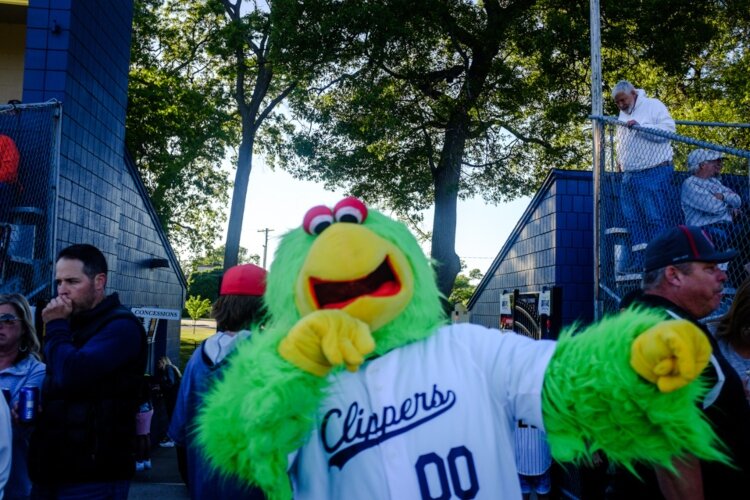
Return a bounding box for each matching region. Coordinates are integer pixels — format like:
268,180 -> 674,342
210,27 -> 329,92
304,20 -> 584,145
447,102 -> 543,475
0,293 -> 45,499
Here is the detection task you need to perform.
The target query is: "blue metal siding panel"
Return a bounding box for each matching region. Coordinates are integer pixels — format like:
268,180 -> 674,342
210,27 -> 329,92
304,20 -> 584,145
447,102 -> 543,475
30,0 -> 184,363
50,8 -> 72,29
47,29 -> 70,51
24,70 -> 45,90
23,90 -> 44,102
45,50 -> 68,71
26,8 -> 49,29
560,196 -> 572,213
25,49 -> 47,70
44,70 -> 66,91
469,171 -> 595,329
574,195 -> 586,213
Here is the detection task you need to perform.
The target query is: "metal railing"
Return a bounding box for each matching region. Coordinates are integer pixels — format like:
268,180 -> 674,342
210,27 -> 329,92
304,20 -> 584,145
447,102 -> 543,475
592,115 -> 750,320
0,101 -> 62,303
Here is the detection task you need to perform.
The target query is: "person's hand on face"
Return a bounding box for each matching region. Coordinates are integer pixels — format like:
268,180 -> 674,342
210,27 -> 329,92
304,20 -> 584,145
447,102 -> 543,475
42,295 -> 74,323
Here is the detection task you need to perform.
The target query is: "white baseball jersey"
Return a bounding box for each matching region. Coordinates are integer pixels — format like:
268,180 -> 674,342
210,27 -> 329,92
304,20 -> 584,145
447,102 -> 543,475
288,323 -> 556,499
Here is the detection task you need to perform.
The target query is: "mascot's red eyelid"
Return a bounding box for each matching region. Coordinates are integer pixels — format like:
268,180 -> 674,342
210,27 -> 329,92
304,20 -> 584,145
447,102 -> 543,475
303,205 -> 334,235
333,197 -> 368,224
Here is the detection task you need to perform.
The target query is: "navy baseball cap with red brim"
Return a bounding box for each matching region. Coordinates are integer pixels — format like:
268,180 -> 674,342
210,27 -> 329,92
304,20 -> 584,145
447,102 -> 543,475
644,225 -> 737,272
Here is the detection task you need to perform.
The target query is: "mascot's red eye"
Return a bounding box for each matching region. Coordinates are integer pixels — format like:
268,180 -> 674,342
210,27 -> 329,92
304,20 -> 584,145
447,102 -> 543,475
333,197 -> 368,224
303,205 -> 334,235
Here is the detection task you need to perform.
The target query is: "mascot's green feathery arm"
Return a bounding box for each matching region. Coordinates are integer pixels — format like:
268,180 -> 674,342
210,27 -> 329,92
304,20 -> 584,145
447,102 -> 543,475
197,198 -> 726,500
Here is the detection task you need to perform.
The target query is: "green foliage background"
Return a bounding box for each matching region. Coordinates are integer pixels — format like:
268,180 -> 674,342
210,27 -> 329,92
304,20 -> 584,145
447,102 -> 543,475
127,0 -> 750,297
184,295 -> 212,320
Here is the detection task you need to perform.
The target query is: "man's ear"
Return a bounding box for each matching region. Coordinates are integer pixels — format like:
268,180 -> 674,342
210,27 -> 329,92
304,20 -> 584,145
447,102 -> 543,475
663,265 -> 682,286
94,273 -> 107,291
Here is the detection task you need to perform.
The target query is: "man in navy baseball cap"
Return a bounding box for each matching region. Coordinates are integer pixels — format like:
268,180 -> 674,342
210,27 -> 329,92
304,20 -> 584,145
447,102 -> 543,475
643,225 -> 737,273
612,227 -> 750,498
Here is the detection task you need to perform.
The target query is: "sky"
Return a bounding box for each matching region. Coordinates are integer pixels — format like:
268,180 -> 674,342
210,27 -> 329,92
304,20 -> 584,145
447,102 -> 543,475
227,157 -> 532,278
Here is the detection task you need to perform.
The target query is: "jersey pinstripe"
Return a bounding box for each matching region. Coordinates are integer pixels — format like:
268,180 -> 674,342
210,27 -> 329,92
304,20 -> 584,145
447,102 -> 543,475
514,422 -> 552,476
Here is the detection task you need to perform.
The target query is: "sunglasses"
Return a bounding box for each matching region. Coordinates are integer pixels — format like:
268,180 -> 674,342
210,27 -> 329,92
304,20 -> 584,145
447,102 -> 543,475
0,314 -> 21,326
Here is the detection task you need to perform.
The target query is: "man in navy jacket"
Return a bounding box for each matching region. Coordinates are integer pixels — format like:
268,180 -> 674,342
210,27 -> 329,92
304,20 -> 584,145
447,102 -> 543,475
28,244 -> 146,499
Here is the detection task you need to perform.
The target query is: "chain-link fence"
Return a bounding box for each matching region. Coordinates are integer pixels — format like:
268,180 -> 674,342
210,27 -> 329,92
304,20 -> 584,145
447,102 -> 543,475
594,116 -> 750,320
0,101 -> 61,302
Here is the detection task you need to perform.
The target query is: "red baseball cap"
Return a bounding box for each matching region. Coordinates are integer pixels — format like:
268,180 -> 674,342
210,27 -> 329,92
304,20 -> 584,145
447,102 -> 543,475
219,264 -> 267,296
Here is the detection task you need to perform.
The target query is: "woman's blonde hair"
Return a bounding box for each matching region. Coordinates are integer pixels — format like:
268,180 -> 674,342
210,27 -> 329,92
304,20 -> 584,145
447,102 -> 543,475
0,293 -> 40,360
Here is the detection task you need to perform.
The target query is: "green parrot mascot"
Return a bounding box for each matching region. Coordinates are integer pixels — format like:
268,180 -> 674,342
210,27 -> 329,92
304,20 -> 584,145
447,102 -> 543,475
198,197 -> 725,500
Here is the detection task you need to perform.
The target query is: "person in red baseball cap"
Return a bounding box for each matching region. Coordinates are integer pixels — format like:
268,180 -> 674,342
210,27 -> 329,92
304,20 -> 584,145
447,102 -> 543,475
167,263 -> 268,499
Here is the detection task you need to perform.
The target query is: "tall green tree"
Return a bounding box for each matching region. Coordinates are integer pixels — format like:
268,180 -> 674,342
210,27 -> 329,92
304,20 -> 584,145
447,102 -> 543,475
273,0 -> 737,298
617,0 -> 750,165
127,0 -> 239,261
213,0 -> 359,270
129,0 -> 358,270
208,0 -> 297,270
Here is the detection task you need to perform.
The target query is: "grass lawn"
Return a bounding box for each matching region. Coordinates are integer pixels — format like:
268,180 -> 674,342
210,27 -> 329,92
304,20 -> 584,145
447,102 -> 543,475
178,319 -> 217,370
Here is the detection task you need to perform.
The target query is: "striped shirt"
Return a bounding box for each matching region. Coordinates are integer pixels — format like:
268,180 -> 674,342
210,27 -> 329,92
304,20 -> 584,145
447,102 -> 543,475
514,422 -> 552,476
681,175 -> 741,227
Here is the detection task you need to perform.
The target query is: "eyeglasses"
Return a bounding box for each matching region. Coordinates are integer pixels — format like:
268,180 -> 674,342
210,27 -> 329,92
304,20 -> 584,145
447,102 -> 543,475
0,314 -> 21,327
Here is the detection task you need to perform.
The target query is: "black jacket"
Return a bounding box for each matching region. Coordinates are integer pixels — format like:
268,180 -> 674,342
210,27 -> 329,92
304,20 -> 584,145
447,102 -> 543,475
610,293 -> 750,498
28,293 -> 147,484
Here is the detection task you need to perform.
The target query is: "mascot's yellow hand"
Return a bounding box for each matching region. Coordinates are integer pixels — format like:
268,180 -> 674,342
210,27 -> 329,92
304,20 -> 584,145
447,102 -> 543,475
630,319 -> 712,392
278,309 -> 376,377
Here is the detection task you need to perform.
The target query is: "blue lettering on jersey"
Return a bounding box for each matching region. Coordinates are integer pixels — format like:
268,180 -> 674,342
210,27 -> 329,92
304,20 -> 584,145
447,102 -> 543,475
321,384 -> 456,469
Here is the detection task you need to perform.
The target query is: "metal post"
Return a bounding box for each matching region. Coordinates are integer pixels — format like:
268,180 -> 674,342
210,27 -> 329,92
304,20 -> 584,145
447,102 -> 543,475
257,227 -> 274,269
590,0 -> 604,320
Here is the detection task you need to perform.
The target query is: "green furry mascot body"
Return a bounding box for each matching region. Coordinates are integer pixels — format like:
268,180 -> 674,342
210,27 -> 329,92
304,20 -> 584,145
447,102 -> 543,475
198,198 -> 724,499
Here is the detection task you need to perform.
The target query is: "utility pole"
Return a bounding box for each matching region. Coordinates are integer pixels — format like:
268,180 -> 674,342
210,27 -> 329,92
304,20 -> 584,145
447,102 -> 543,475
590,0 -> 603,320
258,228 -> 274,269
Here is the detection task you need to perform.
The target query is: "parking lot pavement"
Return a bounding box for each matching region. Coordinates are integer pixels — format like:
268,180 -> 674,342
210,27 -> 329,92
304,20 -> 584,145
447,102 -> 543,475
128,445 -> 189,500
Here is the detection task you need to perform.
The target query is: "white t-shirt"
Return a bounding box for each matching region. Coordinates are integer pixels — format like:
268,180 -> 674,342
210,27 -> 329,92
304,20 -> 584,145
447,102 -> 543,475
288,324 -> 556,500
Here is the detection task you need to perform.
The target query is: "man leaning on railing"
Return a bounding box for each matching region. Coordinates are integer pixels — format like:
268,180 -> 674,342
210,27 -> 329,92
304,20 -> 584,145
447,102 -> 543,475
612,80 -> 676,270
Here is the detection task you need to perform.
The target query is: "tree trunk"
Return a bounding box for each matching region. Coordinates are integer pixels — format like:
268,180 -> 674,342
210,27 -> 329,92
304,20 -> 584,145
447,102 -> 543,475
223,130 -> 256,270
431,113 -> 467,301
430,10 -> 501,303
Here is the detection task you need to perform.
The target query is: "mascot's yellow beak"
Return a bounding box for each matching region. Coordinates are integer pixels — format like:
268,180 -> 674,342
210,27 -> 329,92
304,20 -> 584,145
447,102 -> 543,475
295,222 -> 414,331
